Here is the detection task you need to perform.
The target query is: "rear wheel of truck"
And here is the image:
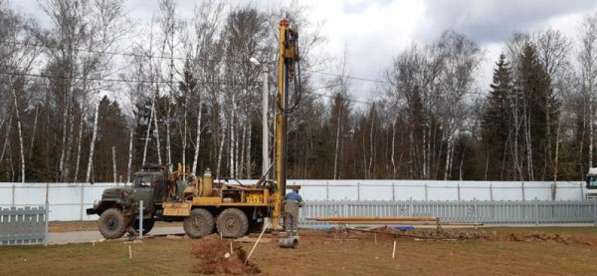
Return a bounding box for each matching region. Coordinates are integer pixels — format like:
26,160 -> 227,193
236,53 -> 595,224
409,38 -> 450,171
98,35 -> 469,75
98,208 -> 128,239
183,208 -> 214,238
216,208 -> 249,238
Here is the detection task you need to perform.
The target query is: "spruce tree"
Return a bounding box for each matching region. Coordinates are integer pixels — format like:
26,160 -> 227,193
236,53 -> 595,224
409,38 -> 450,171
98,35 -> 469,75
481,54 -> 514,179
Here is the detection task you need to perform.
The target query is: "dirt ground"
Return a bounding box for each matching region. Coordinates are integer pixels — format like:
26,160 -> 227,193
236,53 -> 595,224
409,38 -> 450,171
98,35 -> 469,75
2,227 -> 597,275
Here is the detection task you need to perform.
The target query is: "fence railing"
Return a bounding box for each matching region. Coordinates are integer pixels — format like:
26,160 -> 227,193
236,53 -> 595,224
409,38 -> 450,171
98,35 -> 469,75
0,181 -> 589,221
300,200 -> 597,226
0,205 -> 48,245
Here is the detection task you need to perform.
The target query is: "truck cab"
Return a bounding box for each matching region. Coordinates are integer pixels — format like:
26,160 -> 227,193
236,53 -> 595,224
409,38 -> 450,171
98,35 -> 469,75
86,164 -> 168,239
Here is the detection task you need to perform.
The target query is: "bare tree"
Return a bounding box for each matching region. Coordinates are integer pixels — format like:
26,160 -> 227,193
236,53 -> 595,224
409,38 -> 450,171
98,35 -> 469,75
579,13 -> 597,171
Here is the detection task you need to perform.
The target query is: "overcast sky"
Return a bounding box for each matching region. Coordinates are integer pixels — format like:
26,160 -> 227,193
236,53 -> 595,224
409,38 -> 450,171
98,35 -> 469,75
13,0 -> 597,104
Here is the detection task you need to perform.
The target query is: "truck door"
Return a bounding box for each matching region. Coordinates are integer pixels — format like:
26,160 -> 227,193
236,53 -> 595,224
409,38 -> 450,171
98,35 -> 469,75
134,175 -> 155,214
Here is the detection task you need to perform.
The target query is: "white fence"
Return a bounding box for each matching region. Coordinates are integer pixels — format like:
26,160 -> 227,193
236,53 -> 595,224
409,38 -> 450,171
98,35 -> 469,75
301,200 -> 597,226
0,180 -> 589,221
0,205 -> 48,245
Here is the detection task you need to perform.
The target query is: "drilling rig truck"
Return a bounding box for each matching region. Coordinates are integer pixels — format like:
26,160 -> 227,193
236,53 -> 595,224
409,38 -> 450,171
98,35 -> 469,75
86,18 -> 300,240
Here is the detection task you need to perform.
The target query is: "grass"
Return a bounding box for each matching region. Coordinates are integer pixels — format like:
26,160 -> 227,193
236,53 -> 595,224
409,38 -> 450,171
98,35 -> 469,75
1,227 -> 596,275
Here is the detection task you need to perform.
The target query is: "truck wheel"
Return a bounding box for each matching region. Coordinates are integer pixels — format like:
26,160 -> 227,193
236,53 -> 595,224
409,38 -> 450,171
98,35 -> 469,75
98,208 -> 128,239
128,218 -> 155,236
184,208 -> 214,239
216,208 -> 249,238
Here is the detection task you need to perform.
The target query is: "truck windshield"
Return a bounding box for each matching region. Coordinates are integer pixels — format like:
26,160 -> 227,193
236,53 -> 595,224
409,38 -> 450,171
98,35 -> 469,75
134,175 -> 153,187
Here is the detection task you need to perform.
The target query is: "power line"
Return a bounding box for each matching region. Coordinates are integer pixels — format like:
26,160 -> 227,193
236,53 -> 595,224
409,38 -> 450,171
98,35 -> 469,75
0,71 -> 248,86
3,41 -> 390,85
307,70 -> 388,84
309,86 -> 379,106
0,70 -> 381,106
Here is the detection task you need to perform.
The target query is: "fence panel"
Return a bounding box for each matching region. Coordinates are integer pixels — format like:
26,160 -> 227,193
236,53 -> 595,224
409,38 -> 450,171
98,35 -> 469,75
299,200 -> 597,226
0,206 -> 47,245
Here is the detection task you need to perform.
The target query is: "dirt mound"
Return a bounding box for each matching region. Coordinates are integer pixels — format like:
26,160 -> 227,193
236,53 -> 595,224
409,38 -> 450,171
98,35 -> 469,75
413,229 -> 493,241
503,232 -> 592,246
411,229 -> 592,246
191,236 -> 260,275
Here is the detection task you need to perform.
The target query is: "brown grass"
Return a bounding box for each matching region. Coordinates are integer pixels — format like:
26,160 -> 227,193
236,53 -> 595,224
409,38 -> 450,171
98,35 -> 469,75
0,227 -> 596,275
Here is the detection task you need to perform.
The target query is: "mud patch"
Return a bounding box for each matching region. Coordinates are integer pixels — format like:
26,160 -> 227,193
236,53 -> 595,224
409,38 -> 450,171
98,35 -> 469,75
191,236 -> 260,275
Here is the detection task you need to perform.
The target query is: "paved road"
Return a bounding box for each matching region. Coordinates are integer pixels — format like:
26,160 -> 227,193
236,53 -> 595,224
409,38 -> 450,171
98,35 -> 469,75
47,226 -> 185,245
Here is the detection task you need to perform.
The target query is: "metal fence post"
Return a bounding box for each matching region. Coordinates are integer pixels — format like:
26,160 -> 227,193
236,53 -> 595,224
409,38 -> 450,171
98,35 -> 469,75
326,181 -> 329,200
534,198 -> 539,226
473,198 -> 478,224
521,182 -> 526,201
357,182 -> 361,201
139,200 -> 144,240
424,184 -> 428,201
489,184 -> 494,201
409,197 -> 413,216
392,182 -> 396,201
580,182 -> 584,201
11,182 -> 15,207
44,200 -> 49,246
457,183 -> 461,201
80,183 -> 85,221
593,200 -> 597,227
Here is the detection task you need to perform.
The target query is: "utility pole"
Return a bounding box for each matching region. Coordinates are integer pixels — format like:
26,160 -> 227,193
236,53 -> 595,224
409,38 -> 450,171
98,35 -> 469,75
262,67 -> 270,178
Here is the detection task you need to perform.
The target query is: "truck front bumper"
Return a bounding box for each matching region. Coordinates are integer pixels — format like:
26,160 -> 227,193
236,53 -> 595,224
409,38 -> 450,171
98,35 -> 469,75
86,208 -> 97,215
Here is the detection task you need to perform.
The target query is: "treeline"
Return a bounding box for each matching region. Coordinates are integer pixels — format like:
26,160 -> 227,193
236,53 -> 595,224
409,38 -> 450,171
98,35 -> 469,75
0,1 -> 596,182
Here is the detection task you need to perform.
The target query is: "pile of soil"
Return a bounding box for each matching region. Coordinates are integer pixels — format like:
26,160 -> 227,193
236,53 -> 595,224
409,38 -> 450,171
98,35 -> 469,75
503,231 -> 592,246
411,229 -> 593,246
412,229 -> 493,241
191,236 -> 260,275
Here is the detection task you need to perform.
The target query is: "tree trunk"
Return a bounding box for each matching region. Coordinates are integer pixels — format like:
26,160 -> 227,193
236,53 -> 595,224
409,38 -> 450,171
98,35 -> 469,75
112,146 -> 117,184
192,100 -> 203,176
85,103 -> 100,183
11,87 -> 25,183
553,116 -> 562,181
390,119 -> 397,178
28,106 -> 39,162
127,127 -> 134,183
590,91 -> 594,169
333,104 -> 342,179
368,109 -> 375,178
216,131 -> 226,180
142,98 -> 155,166
246,125 -> 252,178
58,91 -> 71,181
73,110 -> 86,182
0,114 -> 11,165
153,101 -> 163,165
182,90 -> 188,176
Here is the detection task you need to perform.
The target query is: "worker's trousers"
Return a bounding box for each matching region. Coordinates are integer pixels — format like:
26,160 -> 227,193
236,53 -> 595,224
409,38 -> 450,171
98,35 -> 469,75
284,200 -> 300,235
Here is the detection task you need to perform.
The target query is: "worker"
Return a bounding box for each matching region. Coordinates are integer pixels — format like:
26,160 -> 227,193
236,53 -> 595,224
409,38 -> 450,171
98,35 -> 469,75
284,187 -> 304,236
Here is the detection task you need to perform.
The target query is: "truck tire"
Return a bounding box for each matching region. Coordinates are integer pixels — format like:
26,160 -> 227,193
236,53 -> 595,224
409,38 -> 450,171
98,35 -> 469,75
98,208 -> 128,239
216,208 -> 249,238
184,208 -> 214,239
128,218 -> 155,236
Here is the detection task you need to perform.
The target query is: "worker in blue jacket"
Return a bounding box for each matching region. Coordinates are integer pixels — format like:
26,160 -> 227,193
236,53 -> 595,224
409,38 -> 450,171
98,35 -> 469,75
284,187 -> 303,236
